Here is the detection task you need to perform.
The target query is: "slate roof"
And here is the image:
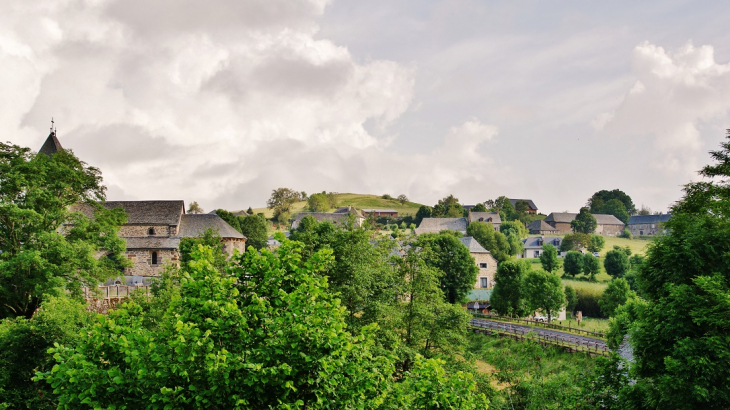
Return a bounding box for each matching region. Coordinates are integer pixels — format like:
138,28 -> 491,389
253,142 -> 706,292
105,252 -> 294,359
544,212 -> 624,226
39,131 -> 63,156
414,217 -> 468,235
628,214 -> 671,225
178,214 -> 245,239
124,237 -> 180,250
509,198 -> 537,210
459,237 -> 490,253
102,201 -> 185,225
469,211 -> 501,224
522,236 -> 562,249
528,220 -> 557,232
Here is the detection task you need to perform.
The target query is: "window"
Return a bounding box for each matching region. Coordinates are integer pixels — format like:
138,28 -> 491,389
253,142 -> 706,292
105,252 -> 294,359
534,250 -> 540,257
537,238 -> 543,246
148,227 -> 155,236
480,278 -> 488,288
479,262 -> 488,269
151,251 -> 158,265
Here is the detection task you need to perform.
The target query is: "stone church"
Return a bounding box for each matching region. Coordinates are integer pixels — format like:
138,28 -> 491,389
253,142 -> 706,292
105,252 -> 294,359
41,128 -> 246,286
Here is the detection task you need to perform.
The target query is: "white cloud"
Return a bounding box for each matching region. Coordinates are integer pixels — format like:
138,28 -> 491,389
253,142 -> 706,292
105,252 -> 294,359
595,41 -> 730,174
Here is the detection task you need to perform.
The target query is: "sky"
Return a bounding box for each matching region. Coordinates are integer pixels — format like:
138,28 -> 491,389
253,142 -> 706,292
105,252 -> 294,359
3,0 -> 730,214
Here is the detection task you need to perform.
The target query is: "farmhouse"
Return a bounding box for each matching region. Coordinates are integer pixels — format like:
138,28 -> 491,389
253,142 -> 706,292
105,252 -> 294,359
627,214 -> 671,236
460,237 -> 497,289
527,219 -> 558,235
544,212 -> 624,236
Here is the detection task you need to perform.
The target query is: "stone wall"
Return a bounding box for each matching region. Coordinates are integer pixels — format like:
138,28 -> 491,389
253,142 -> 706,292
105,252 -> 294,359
628,223 -> 662,236
119,225 -> 174,237
223,238 -> 247,256
549,222 -> 573,234
596,224 -> 624,236
125,249 -> 179,276
472,252 -> 498,289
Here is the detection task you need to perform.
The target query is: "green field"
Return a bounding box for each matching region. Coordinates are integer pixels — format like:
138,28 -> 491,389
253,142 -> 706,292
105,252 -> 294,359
250,193 -> 425,218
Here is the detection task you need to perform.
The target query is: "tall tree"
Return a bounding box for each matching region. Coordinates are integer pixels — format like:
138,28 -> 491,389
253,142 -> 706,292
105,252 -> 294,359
0,142 -> 127,319
490,259 -> 530,317
539,243 -> 560,273
522,270 -> 565,322
238,214 -> 268,250
571,207 -> 597,234
416,233 -> 478,304
587,189 -> 636,215
604,249 -> 630,278
563,251 -> 584,278
266,187 -> 300,218
414,205 -> 432,225
187,201 -> 204,214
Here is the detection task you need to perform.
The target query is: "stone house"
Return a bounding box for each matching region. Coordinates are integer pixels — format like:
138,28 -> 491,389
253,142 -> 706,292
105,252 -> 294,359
460,237 -> 498,289
544,212 -> 625,236
467,211 -> 501,231
73,200 -> 246,284
509,198 -> 538,214
518,236 -> 562,259
291,207 -> 365,230
627,214 -> 671,236
527,220 -> 558,235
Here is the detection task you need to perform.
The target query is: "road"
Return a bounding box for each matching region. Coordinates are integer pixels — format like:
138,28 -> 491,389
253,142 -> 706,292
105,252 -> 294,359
470,318 -> 608,350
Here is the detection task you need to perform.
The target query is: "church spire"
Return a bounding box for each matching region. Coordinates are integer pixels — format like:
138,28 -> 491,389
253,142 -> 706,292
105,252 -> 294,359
39,118 -> 63,156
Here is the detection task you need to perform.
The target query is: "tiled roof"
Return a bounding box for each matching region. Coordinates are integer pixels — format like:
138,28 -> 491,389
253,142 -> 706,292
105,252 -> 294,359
178,214 -> 245,239
459,236 -> 490,253
103,201 -> 185,225
469,212 -> 501,224
522,236 -> 562,249
124,237 -> 180,250
414,217 -> 467,235
39,131 -> 63,156
628,214 -> 671,225
509,198 -> 537,210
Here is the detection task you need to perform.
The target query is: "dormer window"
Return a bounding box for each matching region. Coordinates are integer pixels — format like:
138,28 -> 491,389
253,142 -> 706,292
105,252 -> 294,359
487,217 -> 492,222
148,228 -> 155,236
479,218 -> 484,222
537,238 -> 543,246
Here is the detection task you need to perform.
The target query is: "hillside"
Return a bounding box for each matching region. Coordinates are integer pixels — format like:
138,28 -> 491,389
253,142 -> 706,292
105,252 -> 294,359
250,193 -> 425,218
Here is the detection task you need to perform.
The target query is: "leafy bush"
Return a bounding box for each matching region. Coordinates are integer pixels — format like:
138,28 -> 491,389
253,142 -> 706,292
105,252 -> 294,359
618,227 -> 632,238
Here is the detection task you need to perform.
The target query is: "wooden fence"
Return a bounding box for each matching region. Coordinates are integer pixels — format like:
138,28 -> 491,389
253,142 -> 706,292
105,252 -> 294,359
472,313 -> 606,338
83,285 -> 149,300
469,319 -> 610,357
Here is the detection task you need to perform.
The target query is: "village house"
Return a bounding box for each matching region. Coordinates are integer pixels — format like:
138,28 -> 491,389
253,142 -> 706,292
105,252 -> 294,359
518,236 -> 562,259
414,217 -> 467,235
627,214 -> 671,236
291,206 -> 365,230
509,198 -> 538,214
527,219 -> 559,235
467,211 -> 501,230
460,237 -> 498,289
543,212 -> 624,236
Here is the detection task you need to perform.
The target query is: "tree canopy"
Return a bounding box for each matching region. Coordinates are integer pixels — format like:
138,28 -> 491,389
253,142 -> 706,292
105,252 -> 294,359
467,221 -> 513,262
604,249 -> 630,278
266,187 -> 301,219
416,233 -> 478,304
522,270 -> 565,322
571,207 -> 597,234
539,244 -> 560,273
588,189 -> 636,216
563,251 -> 583,277
490,259 -> 530,317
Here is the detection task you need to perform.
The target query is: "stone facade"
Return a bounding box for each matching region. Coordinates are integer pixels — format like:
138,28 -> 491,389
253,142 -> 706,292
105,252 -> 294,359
119,225 -> 176,237
627,214 -> 671,236
472,252 -> 498,289
124,249 -> 179,277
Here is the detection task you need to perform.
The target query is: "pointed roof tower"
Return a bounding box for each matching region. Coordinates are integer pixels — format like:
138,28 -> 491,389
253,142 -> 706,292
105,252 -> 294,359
39,118 -> 63,156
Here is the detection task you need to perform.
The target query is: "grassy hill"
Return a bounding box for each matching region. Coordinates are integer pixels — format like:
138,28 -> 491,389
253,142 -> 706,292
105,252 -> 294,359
250,193 -> 426,218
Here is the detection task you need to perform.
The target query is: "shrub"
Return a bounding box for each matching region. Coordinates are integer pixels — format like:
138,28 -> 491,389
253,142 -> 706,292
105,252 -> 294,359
618,228 -> 632,239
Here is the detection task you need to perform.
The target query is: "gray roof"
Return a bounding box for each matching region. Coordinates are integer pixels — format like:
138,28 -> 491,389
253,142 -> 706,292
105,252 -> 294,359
459,237 -> 490,253
124,237 -> 180,250
178,214 -> 245,239
469,212 -> 501,224
522,236 -> 562,249
361,208 -> 398,213
528,220 -> 557,232
509,198 -> 537,210
414,217 -> 467,235
544,212 -> 624,226
628,214 -> 671,225
39,131 -> 63,156
103,201 -> 185,225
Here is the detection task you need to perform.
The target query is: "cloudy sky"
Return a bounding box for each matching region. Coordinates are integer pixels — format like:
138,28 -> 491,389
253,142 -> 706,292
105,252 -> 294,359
4,0 -> 730,213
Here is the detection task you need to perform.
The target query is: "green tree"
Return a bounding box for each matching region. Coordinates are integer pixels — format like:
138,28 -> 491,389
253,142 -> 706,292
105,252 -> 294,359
467,221 -> 512,262
416,233 -> 478,304
522,270 -> 565,322
0,296 -> 93,409
598,278 -> 635,317
559,232 -> 591,252
414,205 -> 432,225
471,203 -> 488,212
582,253 -> 601,281
397,194 -> 409,204
601,198 -> 630,224
571,207 -> 597,234
307,192 -> 330,212
178,228 -> 227,271
604,249 -> 630,278
588,234 -> 605,253
238,214 -> 268,250
0,142 -> 128,319
563,251 -> 584,277
500,220 -> 528,238
266,187 -> 300,218
539,243 -> 560,273
186,200 -> 204,214
214,208 -> 241,232
507,233 -> 524,257
588,189 -> 636,215
490,259 -> 530,317
565,285 -> 578,314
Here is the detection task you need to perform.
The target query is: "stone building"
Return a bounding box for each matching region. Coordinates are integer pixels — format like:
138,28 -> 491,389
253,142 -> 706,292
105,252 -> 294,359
467,211 -> 501,231
74,200 -> 246,284
544,212 -> 624,236
627,214 -> 671,236
460,236 -> 498,289
527,220 -> 559,235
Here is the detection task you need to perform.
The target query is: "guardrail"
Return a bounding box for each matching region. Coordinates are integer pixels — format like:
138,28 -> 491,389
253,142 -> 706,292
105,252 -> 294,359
471,313 -> 606,338
469,319 -> 609,357
83,285 -> 149,299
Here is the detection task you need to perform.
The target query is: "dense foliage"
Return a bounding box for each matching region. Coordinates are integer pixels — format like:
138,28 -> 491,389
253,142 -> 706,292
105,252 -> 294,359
490,260 -> 530,317
570,207 -> 597,234
467,221 -> 513,262
522,270 -> 565,322
588,189 -> 636,220
539,244 -> 559,273
562,251 -> 583,277
416,233 -> 478,304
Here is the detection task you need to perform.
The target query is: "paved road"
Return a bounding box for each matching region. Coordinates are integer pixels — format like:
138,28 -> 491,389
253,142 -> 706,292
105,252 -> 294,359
470,318 -> 608,350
